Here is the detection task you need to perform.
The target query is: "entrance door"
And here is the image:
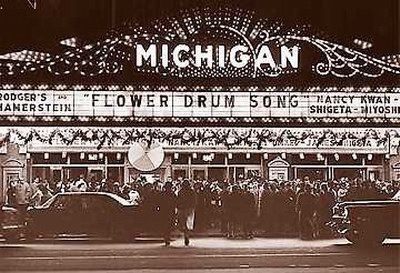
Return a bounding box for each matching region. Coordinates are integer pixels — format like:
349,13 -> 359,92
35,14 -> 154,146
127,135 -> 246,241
334,168 -> 364,180
2,159 -> 24,204
88,169 -> 104,183
297,168 -> 326,181
68,167 -> 88,181
107,167 -> 124,182
228,167 -> 234,183
236,167 -> 245,181
53,169 -> 62,183
368,170 -> 380,181
208,167 -> 226,181
246,168 -> 260,179
173,169 -> 187,180
192,169 -> 206,180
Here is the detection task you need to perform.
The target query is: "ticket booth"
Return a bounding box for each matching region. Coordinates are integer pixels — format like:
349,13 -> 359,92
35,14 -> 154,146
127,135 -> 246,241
267,156 -> 290,181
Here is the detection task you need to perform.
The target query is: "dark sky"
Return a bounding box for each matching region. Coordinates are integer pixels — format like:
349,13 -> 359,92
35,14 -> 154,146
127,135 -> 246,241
0,0 -> 398,55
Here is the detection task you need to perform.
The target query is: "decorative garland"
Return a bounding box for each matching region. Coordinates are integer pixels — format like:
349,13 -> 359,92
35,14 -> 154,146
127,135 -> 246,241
0,128 -> 395,150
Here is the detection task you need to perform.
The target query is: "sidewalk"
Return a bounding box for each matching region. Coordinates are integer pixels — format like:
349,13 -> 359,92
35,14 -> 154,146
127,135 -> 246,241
151,227 -> 301,239
166,237 -> 350,249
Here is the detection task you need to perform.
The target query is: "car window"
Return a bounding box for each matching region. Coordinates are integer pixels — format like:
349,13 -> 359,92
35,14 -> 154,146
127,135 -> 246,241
79,195 -> 116,213
95,196 -> 115,213
51,195 -> 72,210
392,190 -> 400,201
40,195 -> 56,209
106,193 -> 132,206
50,195 -> 81,212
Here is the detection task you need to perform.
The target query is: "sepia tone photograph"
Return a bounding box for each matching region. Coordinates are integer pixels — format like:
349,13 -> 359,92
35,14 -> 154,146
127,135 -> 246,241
0,0 -> 399,272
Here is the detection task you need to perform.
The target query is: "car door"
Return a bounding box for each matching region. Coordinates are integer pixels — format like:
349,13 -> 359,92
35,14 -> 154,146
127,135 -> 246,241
81,195 -> 116,236
46,195 -> 79,234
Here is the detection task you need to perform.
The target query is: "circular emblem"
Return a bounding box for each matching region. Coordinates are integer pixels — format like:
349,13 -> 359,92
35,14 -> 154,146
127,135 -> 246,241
128,142 -> 165,172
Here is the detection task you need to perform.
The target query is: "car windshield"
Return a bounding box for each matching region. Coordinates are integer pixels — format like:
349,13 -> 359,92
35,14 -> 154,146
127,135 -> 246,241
106,193 -> 133,206
39,195 -> 57,209
392,190 -> 400,201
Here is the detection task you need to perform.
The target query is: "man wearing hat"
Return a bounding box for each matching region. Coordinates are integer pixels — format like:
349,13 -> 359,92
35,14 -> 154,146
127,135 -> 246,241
15,178 -> 31,223
159,181 -> 177,246
177,179 -> 196,246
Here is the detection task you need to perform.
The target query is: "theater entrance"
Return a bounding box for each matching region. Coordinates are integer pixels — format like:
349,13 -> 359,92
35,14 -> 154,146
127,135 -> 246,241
296,168 -> 327,181
208,167 -> 227,181
333,168 -> 366,180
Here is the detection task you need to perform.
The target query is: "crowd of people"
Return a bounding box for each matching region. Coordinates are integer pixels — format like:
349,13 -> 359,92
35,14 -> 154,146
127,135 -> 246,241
4,174 -> 399,243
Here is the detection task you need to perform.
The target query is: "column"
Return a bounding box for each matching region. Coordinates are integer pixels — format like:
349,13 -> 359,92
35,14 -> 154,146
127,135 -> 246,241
188,154 -> 192,180
124,154 -> 130,183
66,154 -> 71,180
105,155 -> 108,179
225,154 -> 229,182
362,157 -> 366,181
324,155 -> 328,180
260,154 -> 264,179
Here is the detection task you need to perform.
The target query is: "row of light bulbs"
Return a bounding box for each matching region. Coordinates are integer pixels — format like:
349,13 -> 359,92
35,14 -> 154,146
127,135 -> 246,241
2,116 -> 400,124
173,152 -> 389,161
27,152 -> 123,161
2,84 -> 398,93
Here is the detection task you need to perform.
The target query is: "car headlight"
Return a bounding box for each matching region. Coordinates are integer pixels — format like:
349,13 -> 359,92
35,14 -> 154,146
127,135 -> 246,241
332,204 -> 348,219
342,207 -> 348,219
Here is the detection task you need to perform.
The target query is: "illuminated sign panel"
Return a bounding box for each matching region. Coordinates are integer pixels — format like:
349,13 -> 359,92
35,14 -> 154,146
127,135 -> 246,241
1,89 -> 399,118
135,44 -> 299,70
0,9 -> 399,79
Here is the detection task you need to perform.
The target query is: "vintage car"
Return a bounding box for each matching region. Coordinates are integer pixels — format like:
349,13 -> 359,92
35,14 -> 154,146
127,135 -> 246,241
1,192 -> 144,242
331,190 -> 400,245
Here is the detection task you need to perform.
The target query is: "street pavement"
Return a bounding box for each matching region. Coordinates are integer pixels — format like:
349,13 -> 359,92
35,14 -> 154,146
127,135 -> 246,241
0,237 -> 398,272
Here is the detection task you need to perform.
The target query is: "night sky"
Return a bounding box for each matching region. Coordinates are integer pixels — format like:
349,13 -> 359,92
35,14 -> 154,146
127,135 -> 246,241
0,0 -> 398,87
0,0 -> 398,54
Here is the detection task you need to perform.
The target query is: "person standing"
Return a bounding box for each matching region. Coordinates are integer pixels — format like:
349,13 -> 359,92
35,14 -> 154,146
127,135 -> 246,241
296,183 -> 316,240
158,182 -> 177,246
15,178 -> 31,223
71,175 -> 88,192
317,183 -> 336,238
226,184 -> 242,238
6,180 -> 17,207
177,180 -> 196,246
242,185 -> 256,239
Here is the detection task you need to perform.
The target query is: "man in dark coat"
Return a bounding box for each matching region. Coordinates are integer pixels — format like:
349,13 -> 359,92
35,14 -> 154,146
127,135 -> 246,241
296,183 -> 316,240
317,183 -> 336,237
158,181 -> 177,246
177,180 -> 196,246
226,184 -> 241,238
241,185 -> 256,239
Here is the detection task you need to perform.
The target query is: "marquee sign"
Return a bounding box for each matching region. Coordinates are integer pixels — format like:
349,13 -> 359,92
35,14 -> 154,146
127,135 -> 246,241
1,89 -> 400,119
0,8 -> 399,78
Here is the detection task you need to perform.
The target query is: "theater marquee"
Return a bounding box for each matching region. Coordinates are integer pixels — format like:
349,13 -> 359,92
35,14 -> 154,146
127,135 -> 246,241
1,88 -> 400,118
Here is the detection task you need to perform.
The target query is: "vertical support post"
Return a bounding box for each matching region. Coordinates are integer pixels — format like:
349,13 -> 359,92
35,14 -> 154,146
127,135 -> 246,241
67,154 -> 71,180
225,153 -> 229,182
362,157 -> 366,181
260,153 -> 264,179
105,154 -> 108,180
188,154 -> 192,180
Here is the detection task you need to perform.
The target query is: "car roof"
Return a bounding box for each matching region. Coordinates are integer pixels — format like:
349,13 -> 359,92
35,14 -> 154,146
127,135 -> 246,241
55,192 -> 133,206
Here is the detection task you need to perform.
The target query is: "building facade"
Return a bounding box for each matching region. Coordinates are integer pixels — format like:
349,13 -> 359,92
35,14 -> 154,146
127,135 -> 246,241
0,7 -> 399,204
